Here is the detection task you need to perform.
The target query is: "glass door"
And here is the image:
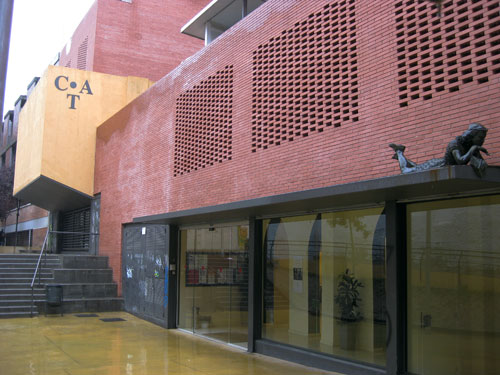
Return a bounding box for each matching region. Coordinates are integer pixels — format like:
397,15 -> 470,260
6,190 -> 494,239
407,196 -> 500,375
178,223 -> 249,349
193,227 -> 230,343
261,208 -> 387,366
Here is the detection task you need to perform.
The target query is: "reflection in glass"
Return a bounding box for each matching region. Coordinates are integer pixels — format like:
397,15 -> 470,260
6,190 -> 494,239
262,208 -> 386,366
408,195 -> 500,375
178,224 -> 249,348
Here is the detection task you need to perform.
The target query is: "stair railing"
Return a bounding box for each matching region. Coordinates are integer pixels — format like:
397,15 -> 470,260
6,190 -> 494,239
30,230 -> 49,317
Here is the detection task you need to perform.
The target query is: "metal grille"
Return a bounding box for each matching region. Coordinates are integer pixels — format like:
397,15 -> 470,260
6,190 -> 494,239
122,224 -> 168,324
77,37 -> 88,70
251,0 -> 359,152
174,65 -> 234,176
61,207 -> 90,251
395,0 -> 500,107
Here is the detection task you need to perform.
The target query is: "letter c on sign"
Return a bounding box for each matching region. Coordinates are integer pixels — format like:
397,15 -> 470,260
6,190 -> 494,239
55,75 -> 69,91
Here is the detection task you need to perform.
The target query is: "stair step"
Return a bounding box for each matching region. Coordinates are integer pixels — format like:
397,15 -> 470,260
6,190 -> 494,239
0,283 -> 52,288
0,286 -> 47,291
0,299 -> 35,305
0,268 -> 53,273
53,269 -> 112,283
0,259 -> 61,269
62,256 -> 109,269
0,275 -> 53,284
62,297 -> 123,302
0,273 -> 53,279
0,254 -> 120,318
36,297 -> 124,314
0,262 -> 60,268
0,305 -> 34,313
0,285 -> 116,297
56,283 -> 118,298
0,254 -> 59,257
0,311 -> 37,318
0,293 -> 45,303
0,259 -> 59,263
0,256 -> 60,259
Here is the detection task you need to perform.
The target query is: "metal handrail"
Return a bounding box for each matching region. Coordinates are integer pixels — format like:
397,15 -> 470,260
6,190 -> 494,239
30,230 -> 49,317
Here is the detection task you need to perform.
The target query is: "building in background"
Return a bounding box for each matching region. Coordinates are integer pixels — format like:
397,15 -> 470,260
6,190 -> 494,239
6,1 -> 500,374
59,0 -> 205,81
0,91 -> 44,252
2,0 -> 205,253
182,0 -> 267,44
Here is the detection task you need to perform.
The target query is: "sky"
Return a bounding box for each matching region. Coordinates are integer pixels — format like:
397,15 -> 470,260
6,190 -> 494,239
3,0 -> 95,117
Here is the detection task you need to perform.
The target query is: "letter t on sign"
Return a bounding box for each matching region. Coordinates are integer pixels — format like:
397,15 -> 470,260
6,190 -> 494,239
67,94 -> 80,109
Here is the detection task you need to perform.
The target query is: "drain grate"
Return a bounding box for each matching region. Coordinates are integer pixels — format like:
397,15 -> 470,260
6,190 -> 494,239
100,318 -> 126,322
75,314 -> 99,318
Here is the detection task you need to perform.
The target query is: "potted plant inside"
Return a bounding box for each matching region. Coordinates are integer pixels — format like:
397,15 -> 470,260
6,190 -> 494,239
334,268 -> 364,350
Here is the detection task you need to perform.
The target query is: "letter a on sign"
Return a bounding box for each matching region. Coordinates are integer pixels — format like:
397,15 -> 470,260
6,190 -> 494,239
79,80 -> 93,95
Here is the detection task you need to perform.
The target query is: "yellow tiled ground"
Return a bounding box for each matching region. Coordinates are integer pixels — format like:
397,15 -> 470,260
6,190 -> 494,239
0,312 -> 342,375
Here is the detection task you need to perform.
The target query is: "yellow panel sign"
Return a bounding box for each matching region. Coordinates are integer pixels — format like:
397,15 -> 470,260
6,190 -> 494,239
14,65 -> 153,201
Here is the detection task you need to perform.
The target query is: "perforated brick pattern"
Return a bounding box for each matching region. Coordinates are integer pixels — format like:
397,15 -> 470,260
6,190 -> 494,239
251,1 -> 358,152
174,66 -> 233,176
396,0 -> 500,107
77,37 -> 89,70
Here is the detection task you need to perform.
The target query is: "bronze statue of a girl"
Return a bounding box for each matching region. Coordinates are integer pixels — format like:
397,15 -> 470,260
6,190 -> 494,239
390,123 -> 489,177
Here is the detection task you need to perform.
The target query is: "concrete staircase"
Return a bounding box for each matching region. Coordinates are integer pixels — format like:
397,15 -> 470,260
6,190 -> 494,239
0,254 -> 61,318
36,255 -> 123,315
0,254 -> 123,318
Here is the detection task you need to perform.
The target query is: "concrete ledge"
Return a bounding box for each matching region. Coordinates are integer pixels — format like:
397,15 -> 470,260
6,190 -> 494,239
61,255 -> 109,269
55,283 -> 118,299
135,166 -> 500,226
36,298 -> 124,314
53,269 -> 113,283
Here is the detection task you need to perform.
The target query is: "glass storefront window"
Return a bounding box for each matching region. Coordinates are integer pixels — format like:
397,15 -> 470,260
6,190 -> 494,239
262,207 -> 386,366
408,195 -> 500,375
178,223 -> 249,349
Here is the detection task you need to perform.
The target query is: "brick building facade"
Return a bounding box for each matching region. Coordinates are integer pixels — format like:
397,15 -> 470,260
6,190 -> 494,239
59,0 -> 205,81
93,1 -> 500,374
96,0 -> 500,288
8,0 -> 500,374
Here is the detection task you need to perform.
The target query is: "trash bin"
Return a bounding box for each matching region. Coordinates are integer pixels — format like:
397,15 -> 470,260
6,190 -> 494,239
45,284 -> 63,316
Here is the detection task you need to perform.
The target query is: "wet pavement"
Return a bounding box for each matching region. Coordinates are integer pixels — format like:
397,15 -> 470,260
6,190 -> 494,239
0,312 -> 341,375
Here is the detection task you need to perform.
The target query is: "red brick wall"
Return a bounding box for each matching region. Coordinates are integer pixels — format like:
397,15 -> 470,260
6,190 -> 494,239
95,0 -> 500,292
59,1 -> 98,71
32,228 -> 47,248
92,0 -> 205,81
59,0 -> 205,80
5,205 -> 48,226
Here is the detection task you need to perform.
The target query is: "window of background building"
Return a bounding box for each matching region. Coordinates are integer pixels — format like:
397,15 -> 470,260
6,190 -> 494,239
9,145 -> 16,168
407,195 -> 500,375
7,118 -> 13,138
205,0 -> 266,44
1,122 -> 5,147
262,207 -> 386,366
